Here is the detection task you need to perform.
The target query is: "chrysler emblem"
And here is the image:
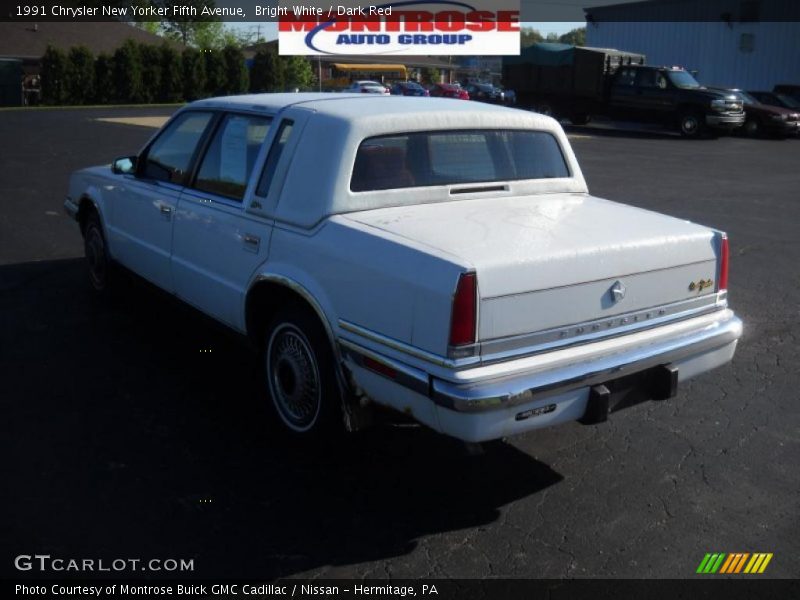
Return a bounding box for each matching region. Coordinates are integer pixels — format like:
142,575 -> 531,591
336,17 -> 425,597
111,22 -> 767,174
610,280 -> 626,303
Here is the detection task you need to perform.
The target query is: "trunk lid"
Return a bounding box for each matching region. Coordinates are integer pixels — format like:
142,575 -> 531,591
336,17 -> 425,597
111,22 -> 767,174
345,193 -> 719,341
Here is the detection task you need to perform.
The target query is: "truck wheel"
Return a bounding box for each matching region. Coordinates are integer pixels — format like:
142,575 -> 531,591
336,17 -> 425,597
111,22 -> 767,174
678,111 -> 704,138
263,307 -> 342,436
83,212 -> 114,293
537,103 -> 556,118
743,118 -> 761,137
570,113 -> 590,126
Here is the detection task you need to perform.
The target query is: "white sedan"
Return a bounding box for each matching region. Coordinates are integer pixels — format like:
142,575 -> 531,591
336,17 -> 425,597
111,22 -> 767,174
64,94 -> 742,443
343,80 -> 390,94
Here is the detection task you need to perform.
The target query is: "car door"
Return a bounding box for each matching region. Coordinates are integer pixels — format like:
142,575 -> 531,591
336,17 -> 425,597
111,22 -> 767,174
632,68 -> 675,121
107,110 -> 215,292
607,67 -> 640,118
170,111 -> 276,330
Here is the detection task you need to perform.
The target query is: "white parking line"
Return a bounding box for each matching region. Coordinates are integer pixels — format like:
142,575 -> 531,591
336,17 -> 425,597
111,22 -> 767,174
96,117 -> 168,128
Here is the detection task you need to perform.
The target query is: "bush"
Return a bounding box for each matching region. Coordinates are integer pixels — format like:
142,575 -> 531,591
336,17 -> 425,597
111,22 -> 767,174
221,45 -> 248,95
203,48 -> 226,97
138,43 -> 162,103
159,44 -> 183,103
94,53 -> 114,104
283,56 -> 313,91
181,48 -> 205,101
41,45 -> 67,105
64,46 -> 95,104
112,39 -> 142,103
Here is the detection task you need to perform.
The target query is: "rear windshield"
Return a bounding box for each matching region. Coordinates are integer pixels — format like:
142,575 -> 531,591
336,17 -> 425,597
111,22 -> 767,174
350,129 -> 569,192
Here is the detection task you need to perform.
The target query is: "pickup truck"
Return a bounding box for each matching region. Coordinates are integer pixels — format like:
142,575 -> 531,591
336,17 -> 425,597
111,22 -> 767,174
64,94 -> 742,443
503,43 -> 745,137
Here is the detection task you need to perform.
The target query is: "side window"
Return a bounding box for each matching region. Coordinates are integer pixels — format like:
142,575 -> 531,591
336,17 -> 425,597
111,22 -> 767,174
193,113 -> 272,201
142,111 -> 213,184
255,120 -> 294,197
615,69 -> 636,87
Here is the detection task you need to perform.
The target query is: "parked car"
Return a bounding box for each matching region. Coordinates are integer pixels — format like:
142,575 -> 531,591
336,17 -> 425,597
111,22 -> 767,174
464,82 -> 505,104
64,94 -> 742,443
429,83 -> 470,100
748,90 -> 800,112
344,80 -> 389,94
390,81 -> 429,97
773,84 -> 800,103
723,90 -> 800,137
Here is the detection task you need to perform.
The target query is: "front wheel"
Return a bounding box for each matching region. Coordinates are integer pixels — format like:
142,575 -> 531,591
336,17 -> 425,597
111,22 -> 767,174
263,307 -> 342,436
678,111 -> 705,138
83,212 -> 115,293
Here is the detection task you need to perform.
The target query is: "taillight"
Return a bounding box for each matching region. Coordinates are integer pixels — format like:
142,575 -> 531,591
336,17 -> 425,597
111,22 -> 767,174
719,235 -> 729,291
449,273 -> 477,346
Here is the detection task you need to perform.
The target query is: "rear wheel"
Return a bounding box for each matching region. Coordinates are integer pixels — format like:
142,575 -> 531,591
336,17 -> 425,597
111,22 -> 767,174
83,212 -> 114,293
570,113 -> 590,126
263,307 -> 342,437
678,111 -> 704,138
743,117 -> 761,137
537,103 -> 556,118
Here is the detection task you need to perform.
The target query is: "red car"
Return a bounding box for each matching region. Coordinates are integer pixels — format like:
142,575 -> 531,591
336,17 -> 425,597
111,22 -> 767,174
429,83 -> 470,100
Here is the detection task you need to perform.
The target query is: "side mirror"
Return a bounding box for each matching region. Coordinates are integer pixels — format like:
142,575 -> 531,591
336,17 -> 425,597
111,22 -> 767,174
112,156 -> 137,175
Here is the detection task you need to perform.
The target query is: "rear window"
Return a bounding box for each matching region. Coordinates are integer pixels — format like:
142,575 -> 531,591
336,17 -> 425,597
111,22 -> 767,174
350,129 -> 569,192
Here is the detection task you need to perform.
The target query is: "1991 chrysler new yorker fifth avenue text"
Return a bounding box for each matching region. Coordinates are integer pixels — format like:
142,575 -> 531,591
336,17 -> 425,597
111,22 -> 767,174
63,94 -> 742,443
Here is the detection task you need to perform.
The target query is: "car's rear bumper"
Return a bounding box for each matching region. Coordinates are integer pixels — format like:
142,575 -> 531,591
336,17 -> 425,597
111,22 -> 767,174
340,308 -> 742,442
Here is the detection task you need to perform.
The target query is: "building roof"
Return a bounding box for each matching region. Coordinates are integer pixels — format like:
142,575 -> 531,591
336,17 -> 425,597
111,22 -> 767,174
0,22 -> 182,60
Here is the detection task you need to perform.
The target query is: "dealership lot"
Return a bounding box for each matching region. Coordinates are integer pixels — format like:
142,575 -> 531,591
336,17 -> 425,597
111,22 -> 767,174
2,107 -> 798,579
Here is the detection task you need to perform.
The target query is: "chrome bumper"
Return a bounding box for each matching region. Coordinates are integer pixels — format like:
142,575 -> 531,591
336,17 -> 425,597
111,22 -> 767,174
706,114 -> 745,128
64,196 -> 79,221
341,308 -> 742,415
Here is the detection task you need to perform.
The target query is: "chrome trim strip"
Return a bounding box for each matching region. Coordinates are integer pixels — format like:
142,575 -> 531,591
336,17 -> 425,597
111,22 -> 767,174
63,196 -> 79,221
476,294 -> 724,364
338,320 -> 476,369
339,339 -> 430,397
432,310 -> 742,413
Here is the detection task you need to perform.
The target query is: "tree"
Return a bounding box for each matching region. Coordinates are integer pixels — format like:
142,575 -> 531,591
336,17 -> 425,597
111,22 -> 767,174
94,53 -> 114,104
545,32 -> 559,42
264,47 -> 285,92
249,49 -> 270,93
113,39 -> 143,103
158,0 -> 219,47
282,56 -> 313,91
138,43 -> 162,103
221,45 -> 248,95
203,48 -> 226,96
421,67 -> 440,84
520,27 -> 544,48
41,45 -> 67,105
158,43 -> 183,102
65,46 -> 95,104
559,27 -> 587,47
181,47 -> 205,101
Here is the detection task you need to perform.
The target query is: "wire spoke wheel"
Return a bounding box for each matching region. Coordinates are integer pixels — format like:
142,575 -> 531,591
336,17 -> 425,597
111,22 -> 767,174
267,324 -> 322,432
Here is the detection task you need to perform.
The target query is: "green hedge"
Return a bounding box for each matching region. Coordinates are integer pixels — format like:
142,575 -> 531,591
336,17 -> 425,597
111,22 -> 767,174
38,41 -> 311,106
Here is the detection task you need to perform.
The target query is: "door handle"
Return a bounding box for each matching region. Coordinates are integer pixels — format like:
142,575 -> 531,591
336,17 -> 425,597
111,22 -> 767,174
243,234 -> 260,253
159,204 -> 172,220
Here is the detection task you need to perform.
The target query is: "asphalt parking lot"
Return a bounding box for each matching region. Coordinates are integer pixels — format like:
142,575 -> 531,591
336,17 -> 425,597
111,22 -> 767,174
2,106 -> 798,580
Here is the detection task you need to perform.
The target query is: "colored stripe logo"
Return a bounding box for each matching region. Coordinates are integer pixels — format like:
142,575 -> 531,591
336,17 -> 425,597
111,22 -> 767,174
696,553 -> 773,574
